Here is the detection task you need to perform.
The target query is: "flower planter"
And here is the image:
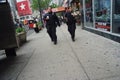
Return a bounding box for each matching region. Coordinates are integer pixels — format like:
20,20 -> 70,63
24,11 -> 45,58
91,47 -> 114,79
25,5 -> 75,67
16,31 -> 27,48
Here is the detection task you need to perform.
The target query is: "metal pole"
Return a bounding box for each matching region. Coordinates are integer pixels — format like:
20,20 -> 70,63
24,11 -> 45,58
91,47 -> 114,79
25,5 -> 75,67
68,0 -> 69,7
79,0 -> 84,29
37,0 -> 44,27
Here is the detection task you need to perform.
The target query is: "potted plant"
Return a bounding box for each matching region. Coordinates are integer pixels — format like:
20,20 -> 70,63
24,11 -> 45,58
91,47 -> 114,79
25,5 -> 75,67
16,27 -> 27,47
37,21 -> 43,30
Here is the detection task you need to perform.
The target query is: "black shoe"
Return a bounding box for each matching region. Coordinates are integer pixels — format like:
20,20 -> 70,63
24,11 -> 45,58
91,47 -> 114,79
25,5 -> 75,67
72,38 -> 75,42
54,41 -> 57,45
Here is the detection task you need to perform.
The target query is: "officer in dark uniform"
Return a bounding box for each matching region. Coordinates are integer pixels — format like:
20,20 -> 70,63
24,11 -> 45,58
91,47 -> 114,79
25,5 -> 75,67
65,7 -> 76,42
43,7 -> 60,44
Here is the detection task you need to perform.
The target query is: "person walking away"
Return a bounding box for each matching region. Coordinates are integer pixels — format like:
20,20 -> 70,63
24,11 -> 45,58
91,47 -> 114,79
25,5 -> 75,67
33,18 -> 39,33
65,7 -> 76,42
43,7 -> 60,45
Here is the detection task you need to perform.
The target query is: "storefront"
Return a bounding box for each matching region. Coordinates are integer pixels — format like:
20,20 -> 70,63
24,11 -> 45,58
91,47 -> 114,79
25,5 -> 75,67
82,0 -> 120,42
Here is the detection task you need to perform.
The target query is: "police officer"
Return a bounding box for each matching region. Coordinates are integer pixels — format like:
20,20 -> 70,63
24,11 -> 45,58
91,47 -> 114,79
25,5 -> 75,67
43,7 -> 60,44
65,7 -> 76,42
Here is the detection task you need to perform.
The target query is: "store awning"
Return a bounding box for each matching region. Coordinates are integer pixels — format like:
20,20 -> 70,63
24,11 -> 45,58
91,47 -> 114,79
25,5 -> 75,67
52,7 -> 65,12
44,7 -> 65,13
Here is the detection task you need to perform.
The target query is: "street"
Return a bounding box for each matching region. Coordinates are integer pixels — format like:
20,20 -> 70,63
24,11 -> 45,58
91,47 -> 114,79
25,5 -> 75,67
0,24 -> 120,80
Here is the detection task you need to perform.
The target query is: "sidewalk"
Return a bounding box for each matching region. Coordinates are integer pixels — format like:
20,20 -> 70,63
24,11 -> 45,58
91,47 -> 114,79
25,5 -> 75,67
5,24 -> 120,80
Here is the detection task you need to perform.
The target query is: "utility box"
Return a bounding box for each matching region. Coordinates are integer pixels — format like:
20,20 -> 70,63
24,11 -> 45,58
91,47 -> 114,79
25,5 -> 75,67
0,0 -> 17,57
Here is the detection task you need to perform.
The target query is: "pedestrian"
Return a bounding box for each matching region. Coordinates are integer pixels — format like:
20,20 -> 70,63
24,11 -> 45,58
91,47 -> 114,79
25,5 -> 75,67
65,7 -> 76,42
43,6 -> 60,45
33,18 -> 39,33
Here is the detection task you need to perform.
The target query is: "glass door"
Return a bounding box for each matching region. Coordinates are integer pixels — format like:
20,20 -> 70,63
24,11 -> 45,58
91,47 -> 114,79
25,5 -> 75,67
112,0 -> 120,34
94,0 -> 111,31
84,0 -> 93,27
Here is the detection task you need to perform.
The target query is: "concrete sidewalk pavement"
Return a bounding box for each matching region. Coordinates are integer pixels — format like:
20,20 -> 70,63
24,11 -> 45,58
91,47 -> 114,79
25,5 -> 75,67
15,23 -> 120,80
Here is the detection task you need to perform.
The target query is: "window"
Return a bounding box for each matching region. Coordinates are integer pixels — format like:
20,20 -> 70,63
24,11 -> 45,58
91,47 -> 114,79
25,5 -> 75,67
94,0 -> 111,31
85,0 -> 93,27
112,0 -> 120,34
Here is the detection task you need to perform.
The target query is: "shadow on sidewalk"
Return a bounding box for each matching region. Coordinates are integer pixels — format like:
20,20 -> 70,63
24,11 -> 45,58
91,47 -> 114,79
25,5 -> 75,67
0,39 -> 33,80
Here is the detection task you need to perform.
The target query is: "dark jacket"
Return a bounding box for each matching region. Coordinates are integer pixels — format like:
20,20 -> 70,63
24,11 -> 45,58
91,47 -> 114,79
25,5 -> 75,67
43,12 -> 60,28
65,12 -> 76,25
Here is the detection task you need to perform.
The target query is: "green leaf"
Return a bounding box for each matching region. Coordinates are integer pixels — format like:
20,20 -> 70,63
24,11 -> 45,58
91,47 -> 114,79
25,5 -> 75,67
50,3 -> 58,8
16,27 -> 25,33
37,21 -> 43,27
31,0 -> 52,11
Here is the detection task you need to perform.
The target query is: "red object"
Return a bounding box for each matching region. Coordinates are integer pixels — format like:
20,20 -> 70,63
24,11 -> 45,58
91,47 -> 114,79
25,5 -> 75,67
44,7 -> 65,13
29,23 -> 34,28
16,0 -> 32,16
95,23 -> 110,31
28,20 -> 34,28
52,7 -> 65,12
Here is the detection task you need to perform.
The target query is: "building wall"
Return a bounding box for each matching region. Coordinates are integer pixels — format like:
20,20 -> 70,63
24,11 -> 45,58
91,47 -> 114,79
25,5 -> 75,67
59,0 -> 64,6
62,0 -> 72,7
51,0 -> 59,5
81,0 -> 120,43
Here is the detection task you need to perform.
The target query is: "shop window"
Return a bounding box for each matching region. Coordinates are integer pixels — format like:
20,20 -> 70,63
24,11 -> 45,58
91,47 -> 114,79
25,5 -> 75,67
85,0 -> 93,27
112,0 -> 120,34
94,0 -> 111,31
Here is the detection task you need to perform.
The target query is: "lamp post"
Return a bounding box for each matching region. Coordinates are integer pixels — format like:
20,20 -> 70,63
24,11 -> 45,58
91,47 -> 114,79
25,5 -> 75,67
37,0 -> 44,27
68,0 -> 69,7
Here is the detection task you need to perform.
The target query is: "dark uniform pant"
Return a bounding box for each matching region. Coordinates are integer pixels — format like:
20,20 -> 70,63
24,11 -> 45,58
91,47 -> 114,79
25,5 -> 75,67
47,25 -> 57,42
68,24 -> 76,40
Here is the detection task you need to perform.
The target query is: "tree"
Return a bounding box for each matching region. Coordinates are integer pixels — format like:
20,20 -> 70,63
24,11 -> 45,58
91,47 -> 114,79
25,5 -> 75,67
50,3 -> 58,8
31,0 -> 52,11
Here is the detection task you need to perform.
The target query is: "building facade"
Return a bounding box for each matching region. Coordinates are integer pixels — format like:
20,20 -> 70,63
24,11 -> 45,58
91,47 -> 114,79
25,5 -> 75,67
51,0 -> 59,5
59,0 -> 64,6
8,0 -> 19,19
62,0 -> 72,7
81,0 -> 120,42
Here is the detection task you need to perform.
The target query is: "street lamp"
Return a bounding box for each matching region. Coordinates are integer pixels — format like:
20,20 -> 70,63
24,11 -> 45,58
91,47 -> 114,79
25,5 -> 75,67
68,0 -> 69,7
37,0 -> 44,27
